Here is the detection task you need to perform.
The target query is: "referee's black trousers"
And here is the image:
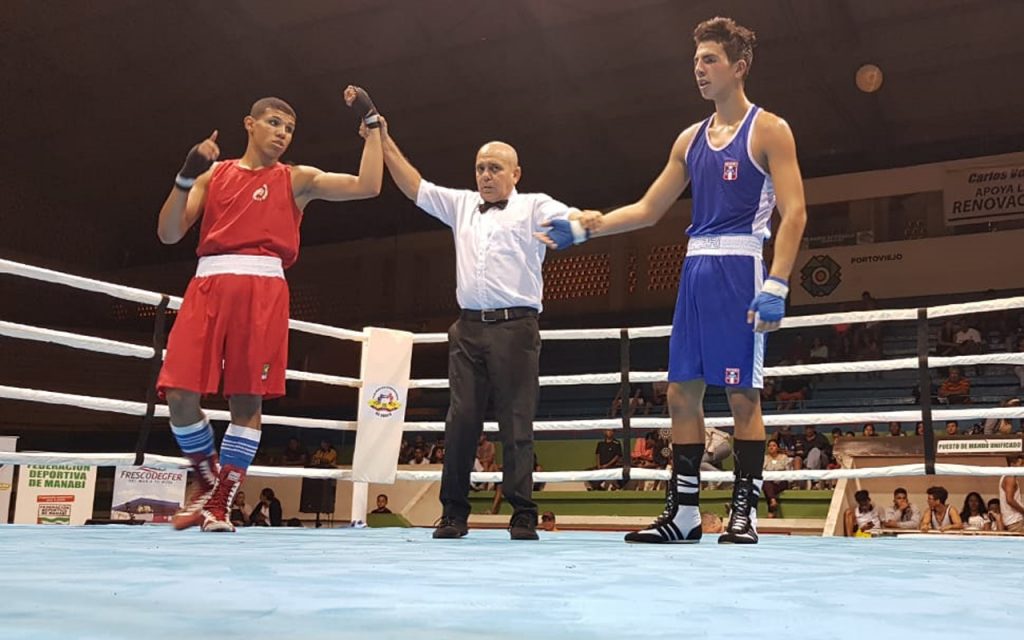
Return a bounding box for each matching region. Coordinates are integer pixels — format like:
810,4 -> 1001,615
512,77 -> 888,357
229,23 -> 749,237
439,315 -> 540,522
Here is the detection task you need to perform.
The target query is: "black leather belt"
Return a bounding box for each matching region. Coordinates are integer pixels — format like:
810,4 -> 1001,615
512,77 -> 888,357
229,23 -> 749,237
460,307 -> 538,323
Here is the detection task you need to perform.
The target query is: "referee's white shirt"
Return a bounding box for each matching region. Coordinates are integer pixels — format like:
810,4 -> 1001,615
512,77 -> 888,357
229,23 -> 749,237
416,180 -> 574,312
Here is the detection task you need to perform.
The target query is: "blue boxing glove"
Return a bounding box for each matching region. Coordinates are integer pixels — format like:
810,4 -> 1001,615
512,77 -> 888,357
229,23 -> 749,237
748,276 -> 789,330
545,217 -> 590,250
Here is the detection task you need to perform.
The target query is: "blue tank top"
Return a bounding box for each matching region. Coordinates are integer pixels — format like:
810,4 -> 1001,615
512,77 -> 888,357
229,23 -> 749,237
685,104 -> 775,239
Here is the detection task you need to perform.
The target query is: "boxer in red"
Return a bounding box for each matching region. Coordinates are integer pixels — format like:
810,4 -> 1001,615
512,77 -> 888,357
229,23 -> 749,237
156,87 -> 383,532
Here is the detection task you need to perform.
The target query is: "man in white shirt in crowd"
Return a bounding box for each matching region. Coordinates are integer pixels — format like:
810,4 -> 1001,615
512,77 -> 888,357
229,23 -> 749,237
881,487 -> 922,529
376,117 -> 581,541
844,489 -> 883,536
953,318 -> 983,355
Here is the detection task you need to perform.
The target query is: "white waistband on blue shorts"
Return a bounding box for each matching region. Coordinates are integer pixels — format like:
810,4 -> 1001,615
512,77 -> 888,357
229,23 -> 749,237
686,234 -> 763,258
195,255 -> 285,279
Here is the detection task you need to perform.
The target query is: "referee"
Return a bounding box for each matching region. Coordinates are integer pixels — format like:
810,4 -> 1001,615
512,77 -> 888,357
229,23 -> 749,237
377,116 -> 584,540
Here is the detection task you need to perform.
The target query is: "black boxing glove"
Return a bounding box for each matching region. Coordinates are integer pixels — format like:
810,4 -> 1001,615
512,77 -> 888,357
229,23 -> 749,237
347,86 -> 380,129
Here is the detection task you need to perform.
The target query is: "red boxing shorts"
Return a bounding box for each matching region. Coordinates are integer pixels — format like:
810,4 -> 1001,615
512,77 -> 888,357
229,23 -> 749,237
157,256 -> 290,399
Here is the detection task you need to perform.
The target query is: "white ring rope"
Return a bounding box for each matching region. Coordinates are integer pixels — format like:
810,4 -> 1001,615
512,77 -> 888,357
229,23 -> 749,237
0,451 -> 1021,483
7,318 -> 1024,394
6,384 -> 1024,435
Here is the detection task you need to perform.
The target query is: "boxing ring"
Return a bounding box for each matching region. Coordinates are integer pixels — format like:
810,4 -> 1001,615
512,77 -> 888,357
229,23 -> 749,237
2,257 -> 1024,639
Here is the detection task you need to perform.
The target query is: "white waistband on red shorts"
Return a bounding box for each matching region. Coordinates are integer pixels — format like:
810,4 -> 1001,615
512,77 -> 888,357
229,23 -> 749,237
195,255 -> 285,279
686,234 -> 763,258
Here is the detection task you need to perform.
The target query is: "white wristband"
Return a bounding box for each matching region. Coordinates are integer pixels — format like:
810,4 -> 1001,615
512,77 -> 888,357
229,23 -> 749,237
174,174 -> 196,190
364,114 -> 380,126
761,277 -> 789,299
569,219 -> 588,244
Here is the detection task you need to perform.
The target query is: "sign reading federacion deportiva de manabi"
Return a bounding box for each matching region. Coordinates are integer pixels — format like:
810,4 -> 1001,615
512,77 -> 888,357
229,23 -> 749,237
14,464 -> 97,525
943,164 -> 1024,226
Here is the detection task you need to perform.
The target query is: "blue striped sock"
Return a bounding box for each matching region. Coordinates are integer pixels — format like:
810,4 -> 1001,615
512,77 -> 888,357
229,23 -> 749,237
220,424 -> 261,470
171,418 -> 215,457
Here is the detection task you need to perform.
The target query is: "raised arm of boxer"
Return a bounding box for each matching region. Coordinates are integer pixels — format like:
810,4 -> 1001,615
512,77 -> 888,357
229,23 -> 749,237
292,85 -> 383,208
157,131 -> 220,244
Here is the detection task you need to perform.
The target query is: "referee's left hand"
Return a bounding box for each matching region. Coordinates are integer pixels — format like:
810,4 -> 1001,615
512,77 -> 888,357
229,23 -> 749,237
747,276 -> 789,333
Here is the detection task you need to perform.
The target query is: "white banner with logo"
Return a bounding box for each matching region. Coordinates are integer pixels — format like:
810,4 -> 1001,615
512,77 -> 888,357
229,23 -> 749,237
110,466 -> 187,523
0,436 -> 17,524
792,229 -> 1024,306
352,327 -> 414,484
943,164 -> 1024,226
14,464 -> 97,525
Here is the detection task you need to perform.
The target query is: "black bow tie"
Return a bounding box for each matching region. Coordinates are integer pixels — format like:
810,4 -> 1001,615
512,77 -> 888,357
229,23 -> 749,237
478,199 -> 508,213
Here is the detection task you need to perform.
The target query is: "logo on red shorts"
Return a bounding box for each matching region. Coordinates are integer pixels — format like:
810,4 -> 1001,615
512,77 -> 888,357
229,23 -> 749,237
261,364 -> 270,381
723,160 -> 739,181
724,368 -> 741,385
252,184 -> 269,201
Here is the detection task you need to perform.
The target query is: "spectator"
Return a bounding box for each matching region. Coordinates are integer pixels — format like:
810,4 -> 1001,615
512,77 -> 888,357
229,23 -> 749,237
476,433 -> 497,472
1000,454 -> 1024,533
631,431 -> 657,467
953,318 -> 984,356
960,492 -> 993,531
882,487 -> 922,529
762,440 -> 792,518
250,488 -> 283,527
775,425 -> 798,455
310,439 -> 337,467
844,489 -> 883,536
370,494 -> 392,514
1013,337 -> 1024,389
887,422 -> 904,437
795,425 -> 831,472
915,422 -> 926,436
921,486 -> 963,532
428,436 -> 445,461
760,376 -> 778,406
700,512 -> 725,534
230,490 -> 251,528
936,320 -> 959,357
648,379 -> 669,416
430,445 -> 446,464
702,427 -> 732,472
397,438 -> 412,464
830,428 -> 843,442
984,398 -> 1021,434
988,499 -> 1006,532
281,437 -> 308,466
588,430 -> 623,491
540,511 -> 557,532
937,367 -> 971,405
609,384 -> 646,418
944,421 -> 960,437
775,366 -> 811,411
785,335 -> 811,364
408,445 -> 430,465
862,423 -> 878,437
808,337 -> 829,363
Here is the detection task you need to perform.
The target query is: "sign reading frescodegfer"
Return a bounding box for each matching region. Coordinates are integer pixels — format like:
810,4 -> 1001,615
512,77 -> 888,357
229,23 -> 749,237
111,466 -> 187,523
944,164 -> 1024,226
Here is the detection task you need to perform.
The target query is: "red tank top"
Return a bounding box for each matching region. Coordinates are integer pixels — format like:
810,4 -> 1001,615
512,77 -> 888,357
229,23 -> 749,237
197,160 -> 303,268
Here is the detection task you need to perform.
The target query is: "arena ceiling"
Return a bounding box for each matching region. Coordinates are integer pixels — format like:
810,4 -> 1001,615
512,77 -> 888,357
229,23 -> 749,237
3,0 -> 1023,270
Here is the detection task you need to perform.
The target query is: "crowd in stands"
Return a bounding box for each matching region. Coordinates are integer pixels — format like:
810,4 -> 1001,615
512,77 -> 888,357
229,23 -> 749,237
843,457 -> 1024,536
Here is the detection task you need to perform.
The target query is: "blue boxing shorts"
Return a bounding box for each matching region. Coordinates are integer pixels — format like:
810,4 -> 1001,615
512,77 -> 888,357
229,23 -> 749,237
668,235 -> 767,389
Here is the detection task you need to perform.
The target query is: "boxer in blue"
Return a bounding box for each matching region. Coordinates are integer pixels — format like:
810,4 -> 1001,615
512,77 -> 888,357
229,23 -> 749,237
540,17 -> 807,544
